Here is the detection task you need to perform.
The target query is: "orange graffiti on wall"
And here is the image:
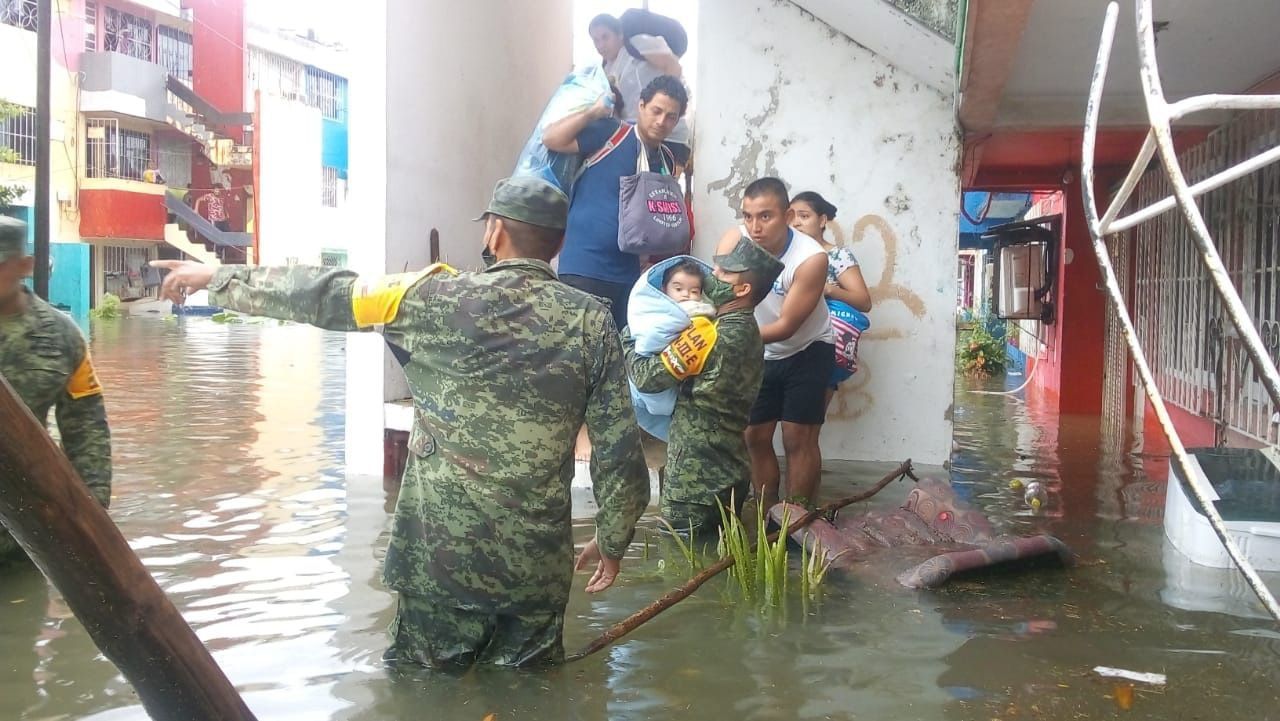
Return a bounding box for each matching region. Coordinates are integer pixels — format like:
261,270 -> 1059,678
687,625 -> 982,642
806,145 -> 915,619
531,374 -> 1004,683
825,213 -> 926,421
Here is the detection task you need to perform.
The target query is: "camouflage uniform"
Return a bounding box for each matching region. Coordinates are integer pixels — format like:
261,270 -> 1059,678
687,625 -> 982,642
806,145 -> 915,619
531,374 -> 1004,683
0,219 -> 112,561
625,310 -> 762,535
207,244 -> 649,666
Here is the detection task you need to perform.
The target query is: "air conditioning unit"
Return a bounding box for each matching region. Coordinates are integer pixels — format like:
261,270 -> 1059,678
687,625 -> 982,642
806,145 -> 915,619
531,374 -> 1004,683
997,242 -> 1046,320
984,215 -> 1060,324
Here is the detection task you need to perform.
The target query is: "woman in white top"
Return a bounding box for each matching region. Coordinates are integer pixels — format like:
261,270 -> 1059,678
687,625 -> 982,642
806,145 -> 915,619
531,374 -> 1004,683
791,191 -> 873,408
588,13 -> 691,171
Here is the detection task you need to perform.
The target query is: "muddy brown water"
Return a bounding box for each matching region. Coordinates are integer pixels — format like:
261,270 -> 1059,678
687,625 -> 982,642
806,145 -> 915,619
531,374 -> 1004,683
1,318 -> 1277,720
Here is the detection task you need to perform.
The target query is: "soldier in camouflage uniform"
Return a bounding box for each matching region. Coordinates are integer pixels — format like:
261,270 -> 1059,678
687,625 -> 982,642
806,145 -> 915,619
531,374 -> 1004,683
625,236 -> 784,536
0,217 -> 112,562
152,177 -> 650,667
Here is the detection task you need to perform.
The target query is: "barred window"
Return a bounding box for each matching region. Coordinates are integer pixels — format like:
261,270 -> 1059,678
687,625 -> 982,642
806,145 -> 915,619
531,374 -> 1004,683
158,26 -> 193,85
0,0 -> 36,32
104,7 -> 152,62
0,103 -> 37,166
84,1 -> 97,51
322,166 -> 339,207
85,118 -> 152,181
248,47 -> 305,102
305,67 -> 346,121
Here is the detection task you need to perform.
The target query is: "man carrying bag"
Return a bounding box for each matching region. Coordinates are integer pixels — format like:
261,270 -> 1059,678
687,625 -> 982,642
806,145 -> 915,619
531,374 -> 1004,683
542,74 -> 689,331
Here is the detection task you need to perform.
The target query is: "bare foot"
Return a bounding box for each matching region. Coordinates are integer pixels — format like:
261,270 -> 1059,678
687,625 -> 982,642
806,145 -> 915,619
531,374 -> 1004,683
574,425 -> 592,462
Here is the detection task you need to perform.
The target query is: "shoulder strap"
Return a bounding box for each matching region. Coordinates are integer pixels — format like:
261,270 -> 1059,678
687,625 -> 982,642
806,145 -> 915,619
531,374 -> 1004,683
584,122 -> 633,169
659,145 -> 675,175
569,123 -> 633,202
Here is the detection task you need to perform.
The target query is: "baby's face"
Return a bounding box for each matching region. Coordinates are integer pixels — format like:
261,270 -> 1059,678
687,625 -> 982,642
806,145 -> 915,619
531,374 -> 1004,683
664,270 -> 703,303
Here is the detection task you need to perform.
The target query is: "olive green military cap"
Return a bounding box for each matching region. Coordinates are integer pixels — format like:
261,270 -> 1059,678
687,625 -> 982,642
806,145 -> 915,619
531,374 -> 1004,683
713,235 -> 784,287
0,216 -> 28,262
475,176 -> 569,231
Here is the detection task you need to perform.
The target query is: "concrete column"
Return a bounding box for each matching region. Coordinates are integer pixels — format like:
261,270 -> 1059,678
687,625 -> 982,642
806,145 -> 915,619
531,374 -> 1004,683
693,0 -> 960,465
345,0 -> 574,476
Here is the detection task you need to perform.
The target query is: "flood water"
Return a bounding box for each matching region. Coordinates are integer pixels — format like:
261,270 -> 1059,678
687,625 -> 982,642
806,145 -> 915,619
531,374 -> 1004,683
2,318 -> 1279,720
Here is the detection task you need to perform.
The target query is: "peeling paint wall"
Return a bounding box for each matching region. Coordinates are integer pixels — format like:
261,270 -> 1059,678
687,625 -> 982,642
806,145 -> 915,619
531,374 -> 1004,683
693,0 -> 960,465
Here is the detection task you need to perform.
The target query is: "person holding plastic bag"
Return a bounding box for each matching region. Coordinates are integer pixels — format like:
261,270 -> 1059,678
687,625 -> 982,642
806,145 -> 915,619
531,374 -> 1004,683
587,12 -> 692,172
511,64 -> 615,194
790,191 -> 872,409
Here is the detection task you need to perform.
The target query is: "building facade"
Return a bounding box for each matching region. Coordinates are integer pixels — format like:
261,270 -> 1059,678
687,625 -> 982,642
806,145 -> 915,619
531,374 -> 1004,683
0,0 -> 349,314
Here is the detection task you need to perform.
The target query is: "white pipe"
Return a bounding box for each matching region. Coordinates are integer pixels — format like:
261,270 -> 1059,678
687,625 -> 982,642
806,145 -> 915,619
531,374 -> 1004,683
967,350 -> 1041,396
1105,145 -> 1280,234
1081,0 -> 1280,622
1169,94 -> 1280,119
1135,0 -> 1280,419
1099,130 -> 1156,231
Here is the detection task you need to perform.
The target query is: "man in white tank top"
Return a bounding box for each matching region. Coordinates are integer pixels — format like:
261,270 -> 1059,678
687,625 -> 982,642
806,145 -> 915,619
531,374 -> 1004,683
715,178 -> 833,508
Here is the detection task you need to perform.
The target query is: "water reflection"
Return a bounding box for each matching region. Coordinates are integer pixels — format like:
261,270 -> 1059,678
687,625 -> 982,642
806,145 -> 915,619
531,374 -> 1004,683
1,320 -> 1278,720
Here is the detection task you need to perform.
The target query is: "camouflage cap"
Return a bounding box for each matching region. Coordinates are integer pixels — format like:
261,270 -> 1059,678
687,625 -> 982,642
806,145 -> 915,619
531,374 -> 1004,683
474,176 -> 569,231
714,235 -> 784,285
0,216 -> 28,262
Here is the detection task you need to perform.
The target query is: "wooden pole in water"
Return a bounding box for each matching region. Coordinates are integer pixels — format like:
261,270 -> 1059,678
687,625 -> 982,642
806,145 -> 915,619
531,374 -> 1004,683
568,459 -> 916,661
0,374 -> 257,721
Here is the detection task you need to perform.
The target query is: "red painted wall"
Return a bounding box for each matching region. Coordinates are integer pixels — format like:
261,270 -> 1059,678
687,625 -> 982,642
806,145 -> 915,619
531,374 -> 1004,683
969,177 -> 1110,416
183,0 -> 246,118
79,189 -> 166,240
1056,182 -> 1108,414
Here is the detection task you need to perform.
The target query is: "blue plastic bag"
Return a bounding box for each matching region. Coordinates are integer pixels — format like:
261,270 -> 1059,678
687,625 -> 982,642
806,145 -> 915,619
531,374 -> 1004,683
827,299 -> 870,386
512,65 -> 613,193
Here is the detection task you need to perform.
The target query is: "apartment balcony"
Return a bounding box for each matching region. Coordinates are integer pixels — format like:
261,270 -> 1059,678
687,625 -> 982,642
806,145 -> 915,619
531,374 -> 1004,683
79,178 -> 168,242
79,51 -> 171,124
79,52 -> 253,170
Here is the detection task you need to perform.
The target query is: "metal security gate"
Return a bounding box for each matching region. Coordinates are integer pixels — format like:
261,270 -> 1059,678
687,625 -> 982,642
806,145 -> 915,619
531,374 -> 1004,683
102,245 -> 154,301
1083,0 -> 1280,619
1101,233 -> 1130,441
1122,109 -> 1280,446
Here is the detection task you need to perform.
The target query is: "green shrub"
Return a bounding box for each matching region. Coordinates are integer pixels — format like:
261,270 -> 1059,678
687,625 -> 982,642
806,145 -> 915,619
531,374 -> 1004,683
957,321 -> 1007,377
89,293 -> 123,320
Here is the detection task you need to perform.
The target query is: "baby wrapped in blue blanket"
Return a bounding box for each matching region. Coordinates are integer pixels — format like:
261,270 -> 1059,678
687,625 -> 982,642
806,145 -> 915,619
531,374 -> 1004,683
627,256 -> 716,441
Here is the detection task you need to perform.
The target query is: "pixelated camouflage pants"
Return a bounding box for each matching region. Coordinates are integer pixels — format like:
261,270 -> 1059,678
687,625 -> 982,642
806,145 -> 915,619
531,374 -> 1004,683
661,479 -> 751,538
383,594 -> 565,668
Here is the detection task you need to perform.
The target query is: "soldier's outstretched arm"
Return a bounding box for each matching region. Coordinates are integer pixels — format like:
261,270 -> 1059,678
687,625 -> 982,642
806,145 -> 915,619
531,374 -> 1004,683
152,261 -> 452,333
584,317 -> 651,573
55,342 -> 112,508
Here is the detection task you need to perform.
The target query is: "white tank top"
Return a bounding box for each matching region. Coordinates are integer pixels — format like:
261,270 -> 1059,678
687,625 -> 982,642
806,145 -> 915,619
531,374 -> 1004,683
746,227 -> 833,360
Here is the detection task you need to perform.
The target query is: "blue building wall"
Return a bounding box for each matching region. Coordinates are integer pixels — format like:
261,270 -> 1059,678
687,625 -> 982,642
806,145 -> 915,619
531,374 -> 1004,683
321,114 -> 348,175
2,206 -> 91,318
308,65 -> 349,177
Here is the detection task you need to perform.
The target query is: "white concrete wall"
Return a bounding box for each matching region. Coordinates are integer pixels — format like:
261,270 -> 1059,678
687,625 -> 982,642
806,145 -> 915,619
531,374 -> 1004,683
694,0 -> 960,465
344,0 -> 574,475
256,95 -> 324,266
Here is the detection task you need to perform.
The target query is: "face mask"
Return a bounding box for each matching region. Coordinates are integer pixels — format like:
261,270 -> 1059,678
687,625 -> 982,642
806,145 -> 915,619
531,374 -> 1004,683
480,220 -> 498,268
702,273 -> 742,306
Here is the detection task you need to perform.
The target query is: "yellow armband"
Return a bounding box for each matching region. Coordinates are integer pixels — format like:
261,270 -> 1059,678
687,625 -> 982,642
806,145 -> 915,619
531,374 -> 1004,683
660,316 -> 718,380
351,263 -> 456,328
67,352 -> 104,399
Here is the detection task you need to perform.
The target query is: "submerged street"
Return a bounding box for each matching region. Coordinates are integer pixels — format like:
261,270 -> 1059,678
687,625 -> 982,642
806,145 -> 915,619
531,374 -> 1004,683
1,317 -> 1278,720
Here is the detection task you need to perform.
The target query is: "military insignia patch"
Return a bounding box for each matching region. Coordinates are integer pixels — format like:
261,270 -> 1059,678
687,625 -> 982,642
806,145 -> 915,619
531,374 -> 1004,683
351,262 -> 456,328
66,352 -> 104,399
660,316 -> 718,380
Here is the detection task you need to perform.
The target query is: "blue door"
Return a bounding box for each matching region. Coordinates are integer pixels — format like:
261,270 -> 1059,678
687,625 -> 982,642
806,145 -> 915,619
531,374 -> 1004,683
50,242 -> 91,320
